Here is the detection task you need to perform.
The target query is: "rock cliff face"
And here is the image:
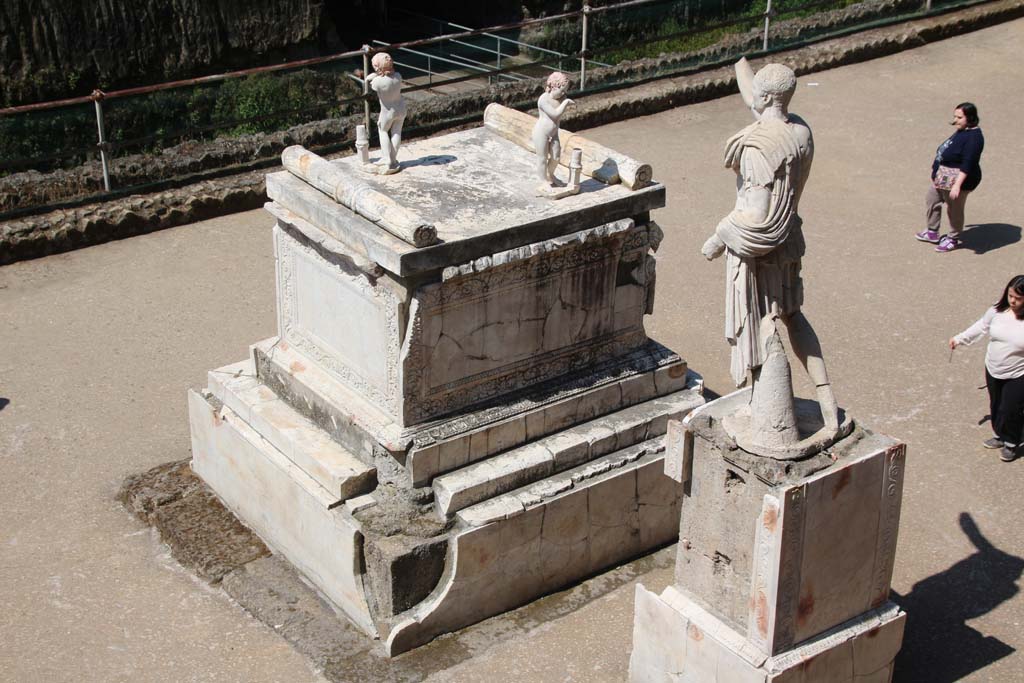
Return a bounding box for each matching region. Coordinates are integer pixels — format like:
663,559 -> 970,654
0,0 -> 343,105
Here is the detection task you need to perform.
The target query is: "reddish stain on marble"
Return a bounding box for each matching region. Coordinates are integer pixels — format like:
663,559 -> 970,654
797,587 -> 815,626
755,590 -> 769,637
687,624 -> 703,641
289,360 -> 306,373
764,505 -> 778,533
832,466 -> 851,500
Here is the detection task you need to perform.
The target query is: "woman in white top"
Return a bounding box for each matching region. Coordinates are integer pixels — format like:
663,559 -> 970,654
950,275 -> 1024,462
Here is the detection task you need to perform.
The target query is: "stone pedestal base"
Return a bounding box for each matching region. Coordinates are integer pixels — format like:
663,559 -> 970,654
630,585 -> 905,683
189,352 -> 703,654
630,391 -> 908,681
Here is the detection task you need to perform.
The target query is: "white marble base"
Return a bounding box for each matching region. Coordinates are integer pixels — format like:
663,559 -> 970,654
630,585 -> 905,683
187,389 -> 376,636
387,444 -> 686,655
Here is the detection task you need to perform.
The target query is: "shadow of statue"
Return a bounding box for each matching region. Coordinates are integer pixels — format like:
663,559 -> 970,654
959,223 -> 1021,254
400,154 -> 457,169
892,512 -> 1023,681
0,397 -> 8,411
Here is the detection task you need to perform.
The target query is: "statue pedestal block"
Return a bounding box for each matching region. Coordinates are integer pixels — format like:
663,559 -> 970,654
630,390 -> 907,681
631,585 -> 905,682
188,128 -> 705,654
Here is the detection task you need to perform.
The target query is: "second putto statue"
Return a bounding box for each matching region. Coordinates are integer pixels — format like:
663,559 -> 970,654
365,51 -> 406,174
701,58 -> 843,456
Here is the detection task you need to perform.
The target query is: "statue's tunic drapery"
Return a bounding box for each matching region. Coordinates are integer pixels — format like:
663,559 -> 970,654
716,116 -> 813,386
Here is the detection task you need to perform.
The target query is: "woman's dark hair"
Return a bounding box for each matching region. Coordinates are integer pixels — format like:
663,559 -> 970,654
995,275 -> 1024,319
956,102 -> 980,127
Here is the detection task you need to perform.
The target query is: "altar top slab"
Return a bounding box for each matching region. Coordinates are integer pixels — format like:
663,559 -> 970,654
265,126 -> 664,278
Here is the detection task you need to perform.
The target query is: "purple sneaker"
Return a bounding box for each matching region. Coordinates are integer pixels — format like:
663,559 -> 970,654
935,235 -> 961,252
915,229 -> 940,243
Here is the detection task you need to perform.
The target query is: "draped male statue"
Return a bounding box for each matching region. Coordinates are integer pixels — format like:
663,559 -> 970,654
701,58 -> 840,452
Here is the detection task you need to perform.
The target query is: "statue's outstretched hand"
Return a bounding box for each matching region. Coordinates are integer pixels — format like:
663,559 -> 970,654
702,234 -> 726,261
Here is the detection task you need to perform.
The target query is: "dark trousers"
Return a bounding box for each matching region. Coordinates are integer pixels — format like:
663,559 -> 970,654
985,370 -> 1024,446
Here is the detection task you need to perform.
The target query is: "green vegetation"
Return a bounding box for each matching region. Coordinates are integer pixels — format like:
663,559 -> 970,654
0,68 -> 363,173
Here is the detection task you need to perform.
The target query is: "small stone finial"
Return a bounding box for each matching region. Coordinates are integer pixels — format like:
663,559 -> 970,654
355,124 -> 370,164
568,148 -> 583,191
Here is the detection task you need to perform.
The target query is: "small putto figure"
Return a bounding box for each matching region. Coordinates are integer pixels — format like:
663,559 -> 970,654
365,51 -> 406,173
532,72 -> 575,186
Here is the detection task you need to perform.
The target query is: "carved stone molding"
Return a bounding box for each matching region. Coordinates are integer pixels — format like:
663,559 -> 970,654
276,224 -> 403,419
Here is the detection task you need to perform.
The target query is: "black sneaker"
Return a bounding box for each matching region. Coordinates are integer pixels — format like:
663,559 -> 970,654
983,437 -> 1005,449
1000,446 -> 1019,462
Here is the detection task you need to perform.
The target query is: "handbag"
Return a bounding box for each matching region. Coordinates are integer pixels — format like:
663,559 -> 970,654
933,165 -> 960,191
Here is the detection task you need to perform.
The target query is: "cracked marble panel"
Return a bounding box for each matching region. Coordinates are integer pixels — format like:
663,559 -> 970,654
401,220 -> 654,424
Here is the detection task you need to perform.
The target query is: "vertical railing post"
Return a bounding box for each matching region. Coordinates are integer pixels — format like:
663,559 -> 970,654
361,46 -> 371,136
428,55 -> 433,85
580,1 -> 591,89
925,0 -> 932,10
763,0 -> 773,51
91,89 -> 111,192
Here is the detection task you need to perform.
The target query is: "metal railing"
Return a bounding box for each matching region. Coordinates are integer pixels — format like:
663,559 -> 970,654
0,0 -> 992,220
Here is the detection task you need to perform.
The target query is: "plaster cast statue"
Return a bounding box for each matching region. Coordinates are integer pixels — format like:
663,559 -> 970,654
365,51 -> 406,173
532,72 -> 575,186
701,58 -> 839,447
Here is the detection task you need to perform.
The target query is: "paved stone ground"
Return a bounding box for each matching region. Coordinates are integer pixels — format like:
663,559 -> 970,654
2,19 -> 1023,682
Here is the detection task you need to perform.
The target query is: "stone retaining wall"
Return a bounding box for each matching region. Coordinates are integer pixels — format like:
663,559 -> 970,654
3,0 -> 1022,265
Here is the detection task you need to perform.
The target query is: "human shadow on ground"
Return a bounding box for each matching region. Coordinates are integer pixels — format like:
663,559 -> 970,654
0,397 -> 8,411
892,512 -> 1023,682
959,223 -> 1021,254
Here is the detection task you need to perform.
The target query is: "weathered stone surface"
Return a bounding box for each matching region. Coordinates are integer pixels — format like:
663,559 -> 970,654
267,129 -> 666,278
0,171 -> 266,265
388,443 -> 686,655
630,388 -> 907,681
117,458 -> 269,583
434,386 -> 704,517
629,585 -> 906,683
185,114 -> 706,656
187,389 -> 376,634
208,359 -> 377,501
674,417 -> 904,654
117,457 -> 207,522
363,535 -> 448,620
257,330 -> 689,473
266,178 -> 665,428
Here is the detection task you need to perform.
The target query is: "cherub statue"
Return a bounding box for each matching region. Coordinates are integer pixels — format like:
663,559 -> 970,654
364,51 -> 406,173
532,72 -> 575,186
701,58 -> 840,450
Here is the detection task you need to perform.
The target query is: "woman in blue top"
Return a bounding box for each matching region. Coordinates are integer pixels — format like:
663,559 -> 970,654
915,102 -> 985,253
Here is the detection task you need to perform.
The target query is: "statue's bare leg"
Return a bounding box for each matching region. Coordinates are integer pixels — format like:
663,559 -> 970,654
389,118 -> 404,165
783,311 -> 839,431
378,122 -> 395,168
535,155 -> 547,183
548,138 -> 562,183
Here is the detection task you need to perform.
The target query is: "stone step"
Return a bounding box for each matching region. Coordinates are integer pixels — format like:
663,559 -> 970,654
207,359 -> 377,503
455,437 -> 667,528
406,345 -> 694,488
432,389 -> 702,517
